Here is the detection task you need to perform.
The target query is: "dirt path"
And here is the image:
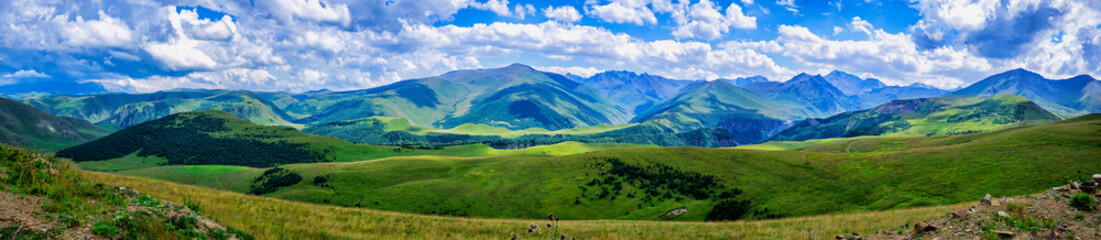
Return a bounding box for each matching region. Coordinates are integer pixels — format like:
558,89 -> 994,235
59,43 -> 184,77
845,141 -> 854,153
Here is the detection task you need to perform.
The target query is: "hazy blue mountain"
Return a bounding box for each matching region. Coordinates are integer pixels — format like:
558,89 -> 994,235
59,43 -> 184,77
719,76 -> 769,86
23,89 -> 297,128
631,80 -> 815,144
286,64 -> 628,131
580,70 -> 698,116
769,94 -> 1060,142
949,68 -> 1099,117
855,85 -> 949,108
742,73 -> 860,118
823,70 -> 884,96
0,97 -> 112,151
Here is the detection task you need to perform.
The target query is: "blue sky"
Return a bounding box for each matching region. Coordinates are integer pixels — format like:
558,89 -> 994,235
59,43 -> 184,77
0,0 -> 1099,93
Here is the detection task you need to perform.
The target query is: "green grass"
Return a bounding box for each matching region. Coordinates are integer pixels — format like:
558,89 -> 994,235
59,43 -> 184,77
86,114 -> 1101,222
84,170 -> 973,240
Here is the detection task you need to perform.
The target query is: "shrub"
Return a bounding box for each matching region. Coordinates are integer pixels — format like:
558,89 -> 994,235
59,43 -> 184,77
1069,193 -> 1096,212
706,199 -> 751,221
248,167 -> 303,195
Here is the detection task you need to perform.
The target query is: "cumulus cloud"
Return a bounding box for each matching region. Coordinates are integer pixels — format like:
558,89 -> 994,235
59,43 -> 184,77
259,0 -> 351,27
544,5 -> 583,22
62,11 -> 135,48
586,1 -> 658,25
671,1 -> 756,40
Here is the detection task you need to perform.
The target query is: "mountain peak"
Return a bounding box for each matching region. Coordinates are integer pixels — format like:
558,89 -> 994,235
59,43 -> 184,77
505,63 -> 534,70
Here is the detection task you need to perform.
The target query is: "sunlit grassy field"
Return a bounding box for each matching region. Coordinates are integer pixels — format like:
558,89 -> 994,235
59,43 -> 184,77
83,114 -> 1101,222
82,170 -> 969,239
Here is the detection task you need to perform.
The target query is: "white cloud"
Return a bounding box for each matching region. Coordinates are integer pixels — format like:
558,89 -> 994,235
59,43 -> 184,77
3,69 -> 50,78
671,1 -> 756,40
742,0 -> 755,5
177,9 -> 237,41
833,26 -> 844,35
544,5 -> 583,22
62,11 -> 134,48
586,1 -> 658,25
260,0 -> 351,26
535,65 -> 602,78
850,16 -> 873,35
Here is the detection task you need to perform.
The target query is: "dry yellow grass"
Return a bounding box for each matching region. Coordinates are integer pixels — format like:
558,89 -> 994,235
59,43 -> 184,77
81,170 -> 971,239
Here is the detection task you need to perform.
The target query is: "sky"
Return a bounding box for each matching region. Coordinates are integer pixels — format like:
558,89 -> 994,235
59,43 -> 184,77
0,0 -> 1099,93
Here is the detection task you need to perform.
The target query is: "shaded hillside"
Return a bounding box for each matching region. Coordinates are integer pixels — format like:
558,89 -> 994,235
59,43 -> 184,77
23,89 -> 298,128
0,97 -> 111,151
56,110 -> 547,168
769,94 -> 1059,142
286,64 -> 627,131
580,71 -> 698,116
950,68 -> 1099,117
630,80 -> 811,144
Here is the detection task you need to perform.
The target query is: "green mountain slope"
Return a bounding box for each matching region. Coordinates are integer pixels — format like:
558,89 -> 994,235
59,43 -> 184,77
88,114 -> 1101,221
0,97 -> 112,151
768,94 -> 1059,142
950,68 -> 1099,118
23,89 -> 298,128
579,71 -> 698,116
630,80 -> 808,144
286,64 -> 627,131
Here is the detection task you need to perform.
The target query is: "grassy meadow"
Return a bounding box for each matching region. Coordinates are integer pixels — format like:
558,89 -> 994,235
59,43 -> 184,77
82,170 -> 970,239
81,114 -> 1101,222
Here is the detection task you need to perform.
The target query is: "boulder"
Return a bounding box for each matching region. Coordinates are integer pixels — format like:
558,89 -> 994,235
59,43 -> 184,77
1093,174 -> 1101,182
1071,182 -> 1081,190
981,193 -> 993,205
914,221 -> 938,233
1081,181 -> 1098,194
996,211 -> 1009,218
952,209 -> 968,218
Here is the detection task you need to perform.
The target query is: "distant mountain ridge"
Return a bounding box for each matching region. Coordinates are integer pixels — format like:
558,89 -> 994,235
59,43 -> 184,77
949,68 -> 1100,117
579,70 -> 698,116
0,97 -> 111,151
23,89 -> 298,128
285,64 -> 628,131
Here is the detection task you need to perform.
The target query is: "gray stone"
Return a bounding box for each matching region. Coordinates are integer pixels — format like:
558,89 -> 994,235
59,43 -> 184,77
992,230 -> 1014,237
1093,174 -> 1101,182
997,211 -> 1009,218
981,193 -> 993,205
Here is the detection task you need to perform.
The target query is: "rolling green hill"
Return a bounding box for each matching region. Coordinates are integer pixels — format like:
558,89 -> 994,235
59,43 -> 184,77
950,68 -> 1099,118
59,110 -> 650,171
285,64 -> 628,130
0,97 -> 112,151
79,113 -> 1101,222
22,89 -> 299,128
768,94 -> 1060,142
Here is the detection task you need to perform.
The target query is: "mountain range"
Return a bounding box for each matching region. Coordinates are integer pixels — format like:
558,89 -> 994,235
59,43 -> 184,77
9,65 -> 1100,147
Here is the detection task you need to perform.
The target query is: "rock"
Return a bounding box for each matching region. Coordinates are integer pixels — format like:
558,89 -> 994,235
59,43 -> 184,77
1071,182 -> 1081,190
952,209 -> 969,218
835,235 -> 845,240
914,221 -> 938,233
1081,181 -> 1098,194
1093,174 -> 1101,182
991,198 -> 1001,207
982,193 -> 993,205
997,211 -> 1009,218
992,230 -> 1014,237
1053,186 -> 1069,192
